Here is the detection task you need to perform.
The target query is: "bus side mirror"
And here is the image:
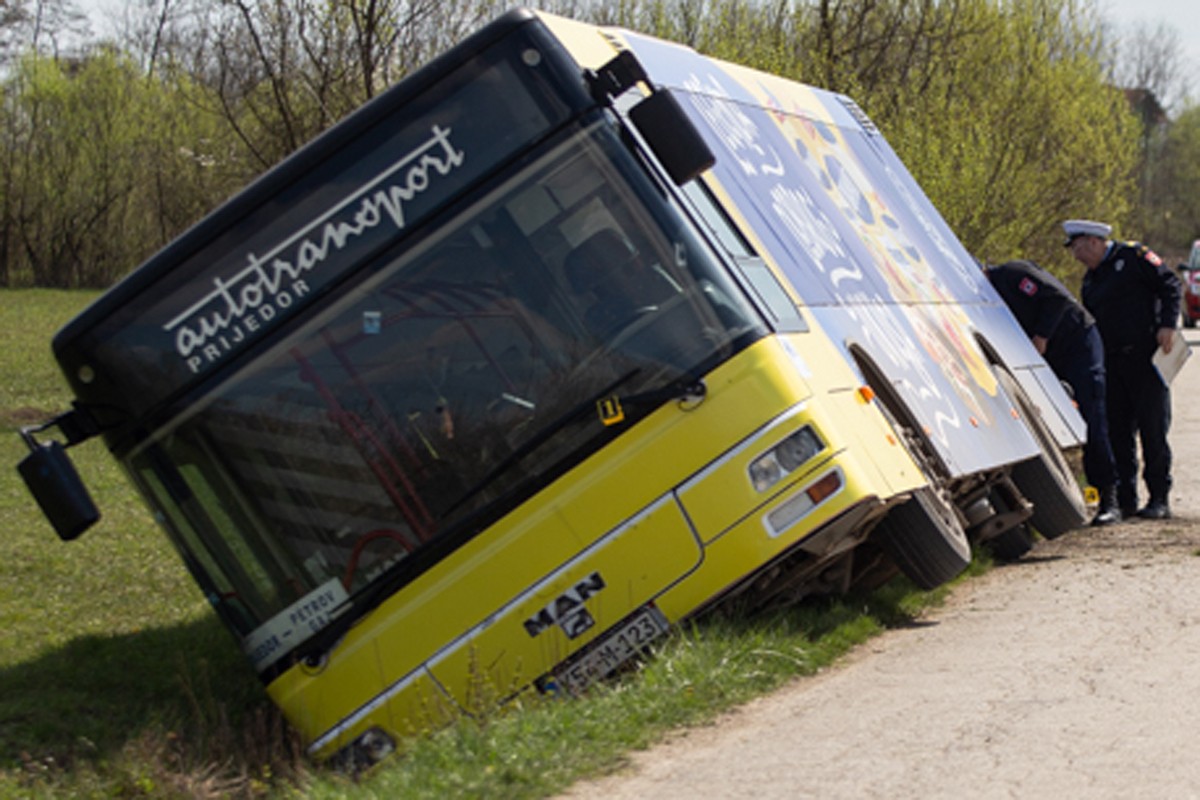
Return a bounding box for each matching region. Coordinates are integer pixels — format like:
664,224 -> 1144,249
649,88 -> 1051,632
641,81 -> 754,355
629,89 -> 715,186
18,433 -> 100,542
587,51 -> 714,187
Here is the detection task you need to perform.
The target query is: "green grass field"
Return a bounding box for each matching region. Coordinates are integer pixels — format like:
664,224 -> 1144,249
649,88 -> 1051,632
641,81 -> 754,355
0,289 -> 967,799
1,290 -> 283,797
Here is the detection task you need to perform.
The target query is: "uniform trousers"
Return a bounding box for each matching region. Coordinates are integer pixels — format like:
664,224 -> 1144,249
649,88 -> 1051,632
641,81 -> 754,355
1104,350 -> 1172,508
1047,326 -> 1116,492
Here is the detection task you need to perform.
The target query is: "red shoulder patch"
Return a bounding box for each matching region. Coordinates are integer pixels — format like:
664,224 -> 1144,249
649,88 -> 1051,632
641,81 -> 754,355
1145,249 -> 1163,267
1018,277 -> 1038,296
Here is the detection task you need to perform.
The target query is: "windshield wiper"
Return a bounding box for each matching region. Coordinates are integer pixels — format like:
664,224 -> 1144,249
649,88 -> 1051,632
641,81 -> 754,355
446,369 -> 708,522
288,371 -> 707,670
442,369 -> 647,517
286,369 -> 647,669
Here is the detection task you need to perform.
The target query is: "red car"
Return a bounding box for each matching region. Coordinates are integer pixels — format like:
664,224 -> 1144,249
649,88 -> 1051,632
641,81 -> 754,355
1182,240 -> 1200,328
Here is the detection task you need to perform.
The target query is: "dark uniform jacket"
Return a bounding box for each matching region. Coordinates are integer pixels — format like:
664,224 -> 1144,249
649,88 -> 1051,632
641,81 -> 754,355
1080,241 -> 1181,359
985,259 -> 1094,371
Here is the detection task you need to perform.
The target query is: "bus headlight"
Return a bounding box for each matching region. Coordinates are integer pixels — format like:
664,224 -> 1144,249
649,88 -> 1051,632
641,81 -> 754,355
748,426 -> 824,492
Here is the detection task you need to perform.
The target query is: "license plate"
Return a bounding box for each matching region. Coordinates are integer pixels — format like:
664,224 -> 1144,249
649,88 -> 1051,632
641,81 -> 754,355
555,606 -> 669,694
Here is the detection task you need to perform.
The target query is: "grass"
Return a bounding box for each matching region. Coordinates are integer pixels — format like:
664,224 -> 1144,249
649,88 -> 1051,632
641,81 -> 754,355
0,289 -> 978,799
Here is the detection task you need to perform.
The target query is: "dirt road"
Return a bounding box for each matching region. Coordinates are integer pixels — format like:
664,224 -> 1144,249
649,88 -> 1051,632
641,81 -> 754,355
563,330 -> 1200,799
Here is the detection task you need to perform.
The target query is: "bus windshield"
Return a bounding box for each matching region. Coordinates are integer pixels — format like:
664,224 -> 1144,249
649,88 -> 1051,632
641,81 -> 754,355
126,117 -> 765,666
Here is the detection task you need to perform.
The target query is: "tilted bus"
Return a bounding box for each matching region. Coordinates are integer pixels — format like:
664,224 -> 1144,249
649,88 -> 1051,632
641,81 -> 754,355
18,8 -> 1087,769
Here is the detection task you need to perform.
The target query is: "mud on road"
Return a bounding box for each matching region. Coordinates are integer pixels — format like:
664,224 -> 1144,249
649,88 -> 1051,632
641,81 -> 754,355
562,332 -> 1200,800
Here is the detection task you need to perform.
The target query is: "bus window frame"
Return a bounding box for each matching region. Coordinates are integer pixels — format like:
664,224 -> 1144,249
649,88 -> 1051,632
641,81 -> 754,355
677,178 -> 808,333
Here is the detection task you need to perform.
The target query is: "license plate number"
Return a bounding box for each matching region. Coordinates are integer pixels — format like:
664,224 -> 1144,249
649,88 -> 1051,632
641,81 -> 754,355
556,606 -> 669,694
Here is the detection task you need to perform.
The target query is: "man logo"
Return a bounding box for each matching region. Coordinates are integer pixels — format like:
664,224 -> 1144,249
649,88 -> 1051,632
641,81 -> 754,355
523,572 -> 606,640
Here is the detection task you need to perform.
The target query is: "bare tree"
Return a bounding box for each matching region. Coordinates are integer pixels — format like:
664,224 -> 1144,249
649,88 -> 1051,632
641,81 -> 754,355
136,0 -> 502,173
0,0 -> 89,64
1107,20 -> 1186,114
1099,21 -> 1185,249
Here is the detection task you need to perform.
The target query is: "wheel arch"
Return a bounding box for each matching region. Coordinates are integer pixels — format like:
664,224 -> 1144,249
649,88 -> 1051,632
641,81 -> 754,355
845,343 -> 948,480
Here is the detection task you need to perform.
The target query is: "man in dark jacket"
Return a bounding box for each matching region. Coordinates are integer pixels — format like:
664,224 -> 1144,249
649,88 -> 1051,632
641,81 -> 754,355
1064,219 -> 1182,519
985,259 -> 1120,525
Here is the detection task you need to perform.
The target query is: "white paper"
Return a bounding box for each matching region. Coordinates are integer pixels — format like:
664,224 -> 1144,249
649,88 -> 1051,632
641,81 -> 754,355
1152,329 -> 1191,384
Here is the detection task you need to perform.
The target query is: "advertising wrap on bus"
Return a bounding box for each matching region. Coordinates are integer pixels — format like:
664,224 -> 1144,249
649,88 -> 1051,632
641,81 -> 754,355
18,7 -> 1086,770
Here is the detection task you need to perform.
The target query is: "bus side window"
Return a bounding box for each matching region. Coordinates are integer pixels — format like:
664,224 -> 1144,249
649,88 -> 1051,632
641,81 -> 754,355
682,180 -> 807,332
732,256 -> 806,332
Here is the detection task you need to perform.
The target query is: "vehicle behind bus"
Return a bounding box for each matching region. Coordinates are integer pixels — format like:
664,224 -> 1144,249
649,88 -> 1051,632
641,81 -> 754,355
1181,239 -> 1200,328
17,8 -> 1086,770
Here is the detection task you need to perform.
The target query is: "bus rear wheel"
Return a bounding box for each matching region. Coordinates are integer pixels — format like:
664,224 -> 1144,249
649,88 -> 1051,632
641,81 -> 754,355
875,484 -> 971,590
996,369 -> 1087,539
983,524 -> 1034,562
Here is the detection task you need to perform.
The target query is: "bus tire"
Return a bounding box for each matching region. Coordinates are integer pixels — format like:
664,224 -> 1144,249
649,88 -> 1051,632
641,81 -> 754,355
876,485 -> 971,590
996,369 -> 1087,539
984,524 -> 1034,562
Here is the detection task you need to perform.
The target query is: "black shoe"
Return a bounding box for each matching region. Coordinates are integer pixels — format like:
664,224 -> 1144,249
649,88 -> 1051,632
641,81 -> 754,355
1137,501 -> 1171,520
1091,487 -> 1122,526
1120,506 -> 1138,519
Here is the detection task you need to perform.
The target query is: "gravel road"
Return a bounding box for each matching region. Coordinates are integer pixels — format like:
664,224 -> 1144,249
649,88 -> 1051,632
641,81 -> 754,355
562,329 -> 1200,800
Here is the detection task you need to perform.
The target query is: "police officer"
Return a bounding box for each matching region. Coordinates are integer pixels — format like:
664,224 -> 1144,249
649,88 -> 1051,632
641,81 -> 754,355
1064,219 -> 1181,519
985,259 -> 1120,525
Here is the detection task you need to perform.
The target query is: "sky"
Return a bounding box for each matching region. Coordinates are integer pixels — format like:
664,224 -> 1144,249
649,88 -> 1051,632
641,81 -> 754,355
1101,0 -> 1200,76
75,0 -> 1200,87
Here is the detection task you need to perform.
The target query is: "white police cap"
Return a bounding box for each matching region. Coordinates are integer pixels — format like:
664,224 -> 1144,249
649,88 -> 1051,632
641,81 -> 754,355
1062,219 -> 1112,246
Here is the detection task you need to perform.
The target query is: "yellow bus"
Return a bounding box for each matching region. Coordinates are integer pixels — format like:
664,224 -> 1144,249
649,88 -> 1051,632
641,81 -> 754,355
18,8 -> 1086,769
